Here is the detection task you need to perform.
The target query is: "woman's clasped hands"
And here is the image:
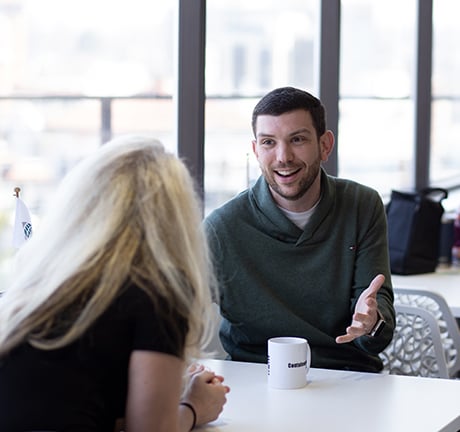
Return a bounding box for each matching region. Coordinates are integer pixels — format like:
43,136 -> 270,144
181,363 -> 230,427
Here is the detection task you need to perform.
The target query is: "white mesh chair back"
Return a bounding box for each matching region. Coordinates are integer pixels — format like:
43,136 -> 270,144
393,288 -> 460,378
380,304 -> 449,379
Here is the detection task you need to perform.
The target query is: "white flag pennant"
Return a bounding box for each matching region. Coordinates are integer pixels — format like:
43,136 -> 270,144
13,195 -> 33,249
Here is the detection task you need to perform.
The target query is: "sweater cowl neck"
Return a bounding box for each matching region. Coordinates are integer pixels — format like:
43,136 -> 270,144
250,169 -> 336,245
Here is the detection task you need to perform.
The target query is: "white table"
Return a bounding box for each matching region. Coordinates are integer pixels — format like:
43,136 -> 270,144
392,266 -> 460,318
199,359 -> 460,432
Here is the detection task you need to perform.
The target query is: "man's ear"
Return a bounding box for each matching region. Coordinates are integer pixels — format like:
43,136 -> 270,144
252,139 -> 258,158
320,130 -> 335,162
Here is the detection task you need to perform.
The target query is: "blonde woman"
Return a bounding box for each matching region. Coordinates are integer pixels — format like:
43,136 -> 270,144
0,136 -> 229,431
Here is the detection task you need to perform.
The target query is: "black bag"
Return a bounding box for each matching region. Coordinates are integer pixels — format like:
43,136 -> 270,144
386,187 -> 448,275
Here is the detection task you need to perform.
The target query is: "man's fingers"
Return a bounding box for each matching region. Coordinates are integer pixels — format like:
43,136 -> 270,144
337,274 -> 386,344
363,274 -> 385,298
336,334 -> 354,344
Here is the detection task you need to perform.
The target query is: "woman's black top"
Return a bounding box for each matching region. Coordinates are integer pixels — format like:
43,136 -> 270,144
0,284 -> 186,431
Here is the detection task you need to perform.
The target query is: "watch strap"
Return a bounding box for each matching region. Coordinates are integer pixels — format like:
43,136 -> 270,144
369,309 -> 386,337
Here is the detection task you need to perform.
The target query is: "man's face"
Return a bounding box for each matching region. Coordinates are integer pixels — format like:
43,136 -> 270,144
252,109 -> 332,208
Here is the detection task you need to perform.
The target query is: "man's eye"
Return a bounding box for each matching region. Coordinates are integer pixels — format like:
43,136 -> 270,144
261,139 -> 274,146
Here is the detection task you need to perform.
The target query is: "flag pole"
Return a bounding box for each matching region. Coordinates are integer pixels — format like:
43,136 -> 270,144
12,186 -> 33,248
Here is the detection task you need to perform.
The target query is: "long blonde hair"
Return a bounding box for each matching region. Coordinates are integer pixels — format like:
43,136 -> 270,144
0,135 -> 214,362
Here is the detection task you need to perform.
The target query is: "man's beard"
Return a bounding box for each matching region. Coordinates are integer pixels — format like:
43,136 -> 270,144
263,157 -> 321,202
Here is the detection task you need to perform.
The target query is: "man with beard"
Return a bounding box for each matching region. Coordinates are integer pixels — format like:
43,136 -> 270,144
204,87 -> 395,372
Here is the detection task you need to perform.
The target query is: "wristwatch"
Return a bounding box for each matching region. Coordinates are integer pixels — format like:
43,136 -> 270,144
368,310 -> 386,337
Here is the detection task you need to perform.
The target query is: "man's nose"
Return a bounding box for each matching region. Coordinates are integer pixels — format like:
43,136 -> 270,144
276,142 -> 294,163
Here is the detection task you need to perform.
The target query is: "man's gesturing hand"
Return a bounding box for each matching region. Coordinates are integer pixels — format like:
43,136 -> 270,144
335,274 -> 385,344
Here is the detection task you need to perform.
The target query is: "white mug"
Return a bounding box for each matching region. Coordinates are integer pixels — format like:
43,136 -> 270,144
267,337 -> 311,389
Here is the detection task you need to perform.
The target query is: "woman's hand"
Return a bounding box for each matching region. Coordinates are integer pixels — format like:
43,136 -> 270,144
181,363 -> 230,426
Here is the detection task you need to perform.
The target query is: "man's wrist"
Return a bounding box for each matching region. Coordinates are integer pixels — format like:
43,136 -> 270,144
368,309 -> 386,337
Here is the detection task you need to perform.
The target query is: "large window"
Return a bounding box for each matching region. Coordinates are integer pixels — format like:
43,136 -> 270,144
0,0 -> 176,284
2,0 -> 460,285
431,0 -> 460,209
204,0 -> 319,214
339,0 -> 416,196
204,0 -> 437,210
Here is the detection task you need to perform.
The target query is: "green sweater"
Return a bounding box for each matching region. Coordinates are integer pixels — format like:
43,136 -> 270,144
204,170 -> 395,372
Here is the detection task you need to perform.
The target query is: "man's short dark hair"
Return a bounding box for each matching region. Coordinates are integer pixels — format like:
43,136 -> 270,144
251,87 -> 327,139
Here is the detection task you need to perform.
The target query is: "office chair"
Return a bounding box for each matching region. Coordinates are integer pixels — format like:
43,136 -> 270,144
393,287 -> 460,378
380,304 -> 450,379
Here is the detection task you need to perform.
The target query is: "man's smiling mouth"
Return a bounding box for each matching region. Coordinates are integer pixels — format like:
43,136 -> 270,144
274,168 -> 301,177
